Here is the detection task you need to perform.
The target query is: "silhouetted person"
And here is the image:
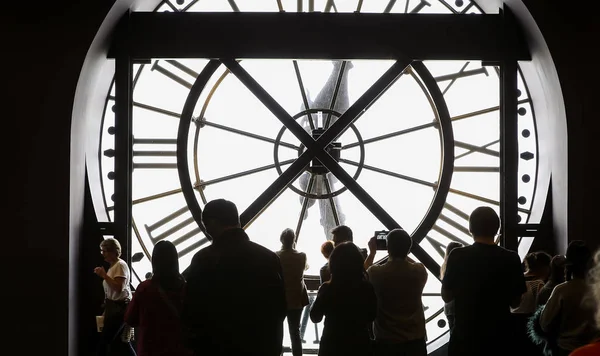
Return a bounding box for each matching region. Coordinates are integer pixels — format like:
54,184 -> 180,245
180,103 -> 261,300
512,252 -> 548,356
537,254 -> 566,306
512,252 -> 546,314
535,251 -> 552,282
331,224 -> 368,265
440,241 -> 463,333
540,240 -> 598,355
319,240 -> 335,284
441,206 -> 526,356
181,199 -> 287,356
367,229 -> 428,356
94,237 -> 136,356
125,240 -> 192,356
570,248 -> 600,355
310,242 -> 377,356
276,228 -> 309,356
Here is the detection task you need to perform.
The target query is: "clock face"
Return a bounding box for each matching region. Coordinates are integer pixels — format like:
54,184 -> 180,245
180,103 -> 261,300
96,0 -> 541,352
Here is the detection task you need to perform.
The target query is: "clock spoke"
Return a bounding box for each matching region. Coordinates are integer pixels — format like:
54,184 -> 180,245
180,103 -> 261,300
295,174 -> 315,240
199,159 -> 294,188
240,153 -> 313,228
292,60 -> 316,130
222,59 -> 314,148
314,150 -> 442,277
342,121 -> 437,150
323,174 -> 341,226
342,99 -> 529,151
339,158 -> 436,189
324,61 -> 349,129
451,98 -> 530,123
448,187 -> 499,206
356,0 -> 364,12
132,187 -> 183,208
201,119 -> 300,150
318,59 -> 410,147
107,187 -> 184,212
447,187 -> 529,214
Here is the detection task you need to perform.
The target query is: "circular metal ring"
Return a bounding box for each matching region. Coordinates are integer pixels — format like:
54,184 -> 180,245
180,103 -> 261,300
272,108 -> 365,199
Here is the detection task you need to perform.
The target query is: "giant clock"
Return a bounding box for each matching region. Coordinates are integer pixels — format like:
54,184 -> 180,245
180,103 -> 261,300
95,0 -> 543,353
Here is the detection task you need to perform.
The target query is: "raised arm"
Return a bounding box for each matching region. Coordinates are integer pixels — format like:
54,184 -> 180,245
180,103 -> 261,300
364,236 -> 377,270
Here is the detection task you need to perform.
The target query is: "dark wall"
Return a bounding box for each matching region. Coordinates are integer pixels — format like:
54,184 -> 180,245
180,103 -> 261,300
18,1 -> 597,355
18,1 -> 115,355
519,0 -> 599,253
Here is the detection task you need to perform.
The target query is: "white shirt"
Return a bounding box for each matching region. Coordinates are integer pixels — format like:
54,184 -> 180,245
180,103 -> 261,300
103,259 -> 132,301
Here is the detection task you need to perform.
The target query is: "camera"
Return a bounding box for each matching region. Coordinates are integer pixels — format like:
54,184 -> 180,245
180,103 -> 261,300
374,230 -> 389,250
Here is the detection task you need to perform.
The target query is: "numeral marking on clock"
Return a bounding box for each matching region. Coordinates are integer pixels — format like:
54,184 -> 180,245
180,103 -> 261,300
432,224 -> 470,246
435,62 -> 489,95
144,206 -> 208,250
426,203 -> 473,253
151,60 -> 199,90
133,138 -> 177,170
425,236 -> 447,258
408,0 -> 431,13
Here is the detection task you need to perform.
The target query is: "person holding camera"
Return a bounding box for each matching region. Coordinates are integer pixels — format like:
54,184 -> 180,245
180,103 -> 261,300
366,229 -> 428,356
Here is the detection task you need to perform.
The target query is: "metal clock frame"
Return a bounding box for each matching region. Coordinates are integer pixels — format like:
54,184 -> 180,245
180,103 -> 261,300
107,9 -> 530,276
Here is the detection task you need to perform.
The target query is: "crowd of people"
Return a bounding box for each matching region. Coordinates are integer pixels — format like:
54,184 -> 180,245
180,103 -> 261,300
93,199 -> 600,356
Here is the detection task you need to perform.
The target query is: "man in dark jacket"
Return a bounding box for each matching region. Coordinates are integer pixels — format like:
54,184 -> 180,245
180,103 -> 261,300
441,206 -> 526,356
182,199 -> 287,356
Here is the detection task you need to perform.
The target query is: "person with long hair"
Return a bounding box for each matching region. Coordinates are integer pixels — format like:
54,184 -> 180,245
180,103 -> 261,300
310,241 -> 377,356
125,240 -> 192,356
441,207 -> 526,356
94,237 -> 136,356
540,241 -> 597,355
440,242 -> 463,333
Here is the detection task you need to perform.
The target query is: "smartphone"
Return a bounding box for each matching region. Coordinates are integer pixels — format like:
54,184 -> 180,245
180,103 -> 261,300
374,230 -> 389,250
